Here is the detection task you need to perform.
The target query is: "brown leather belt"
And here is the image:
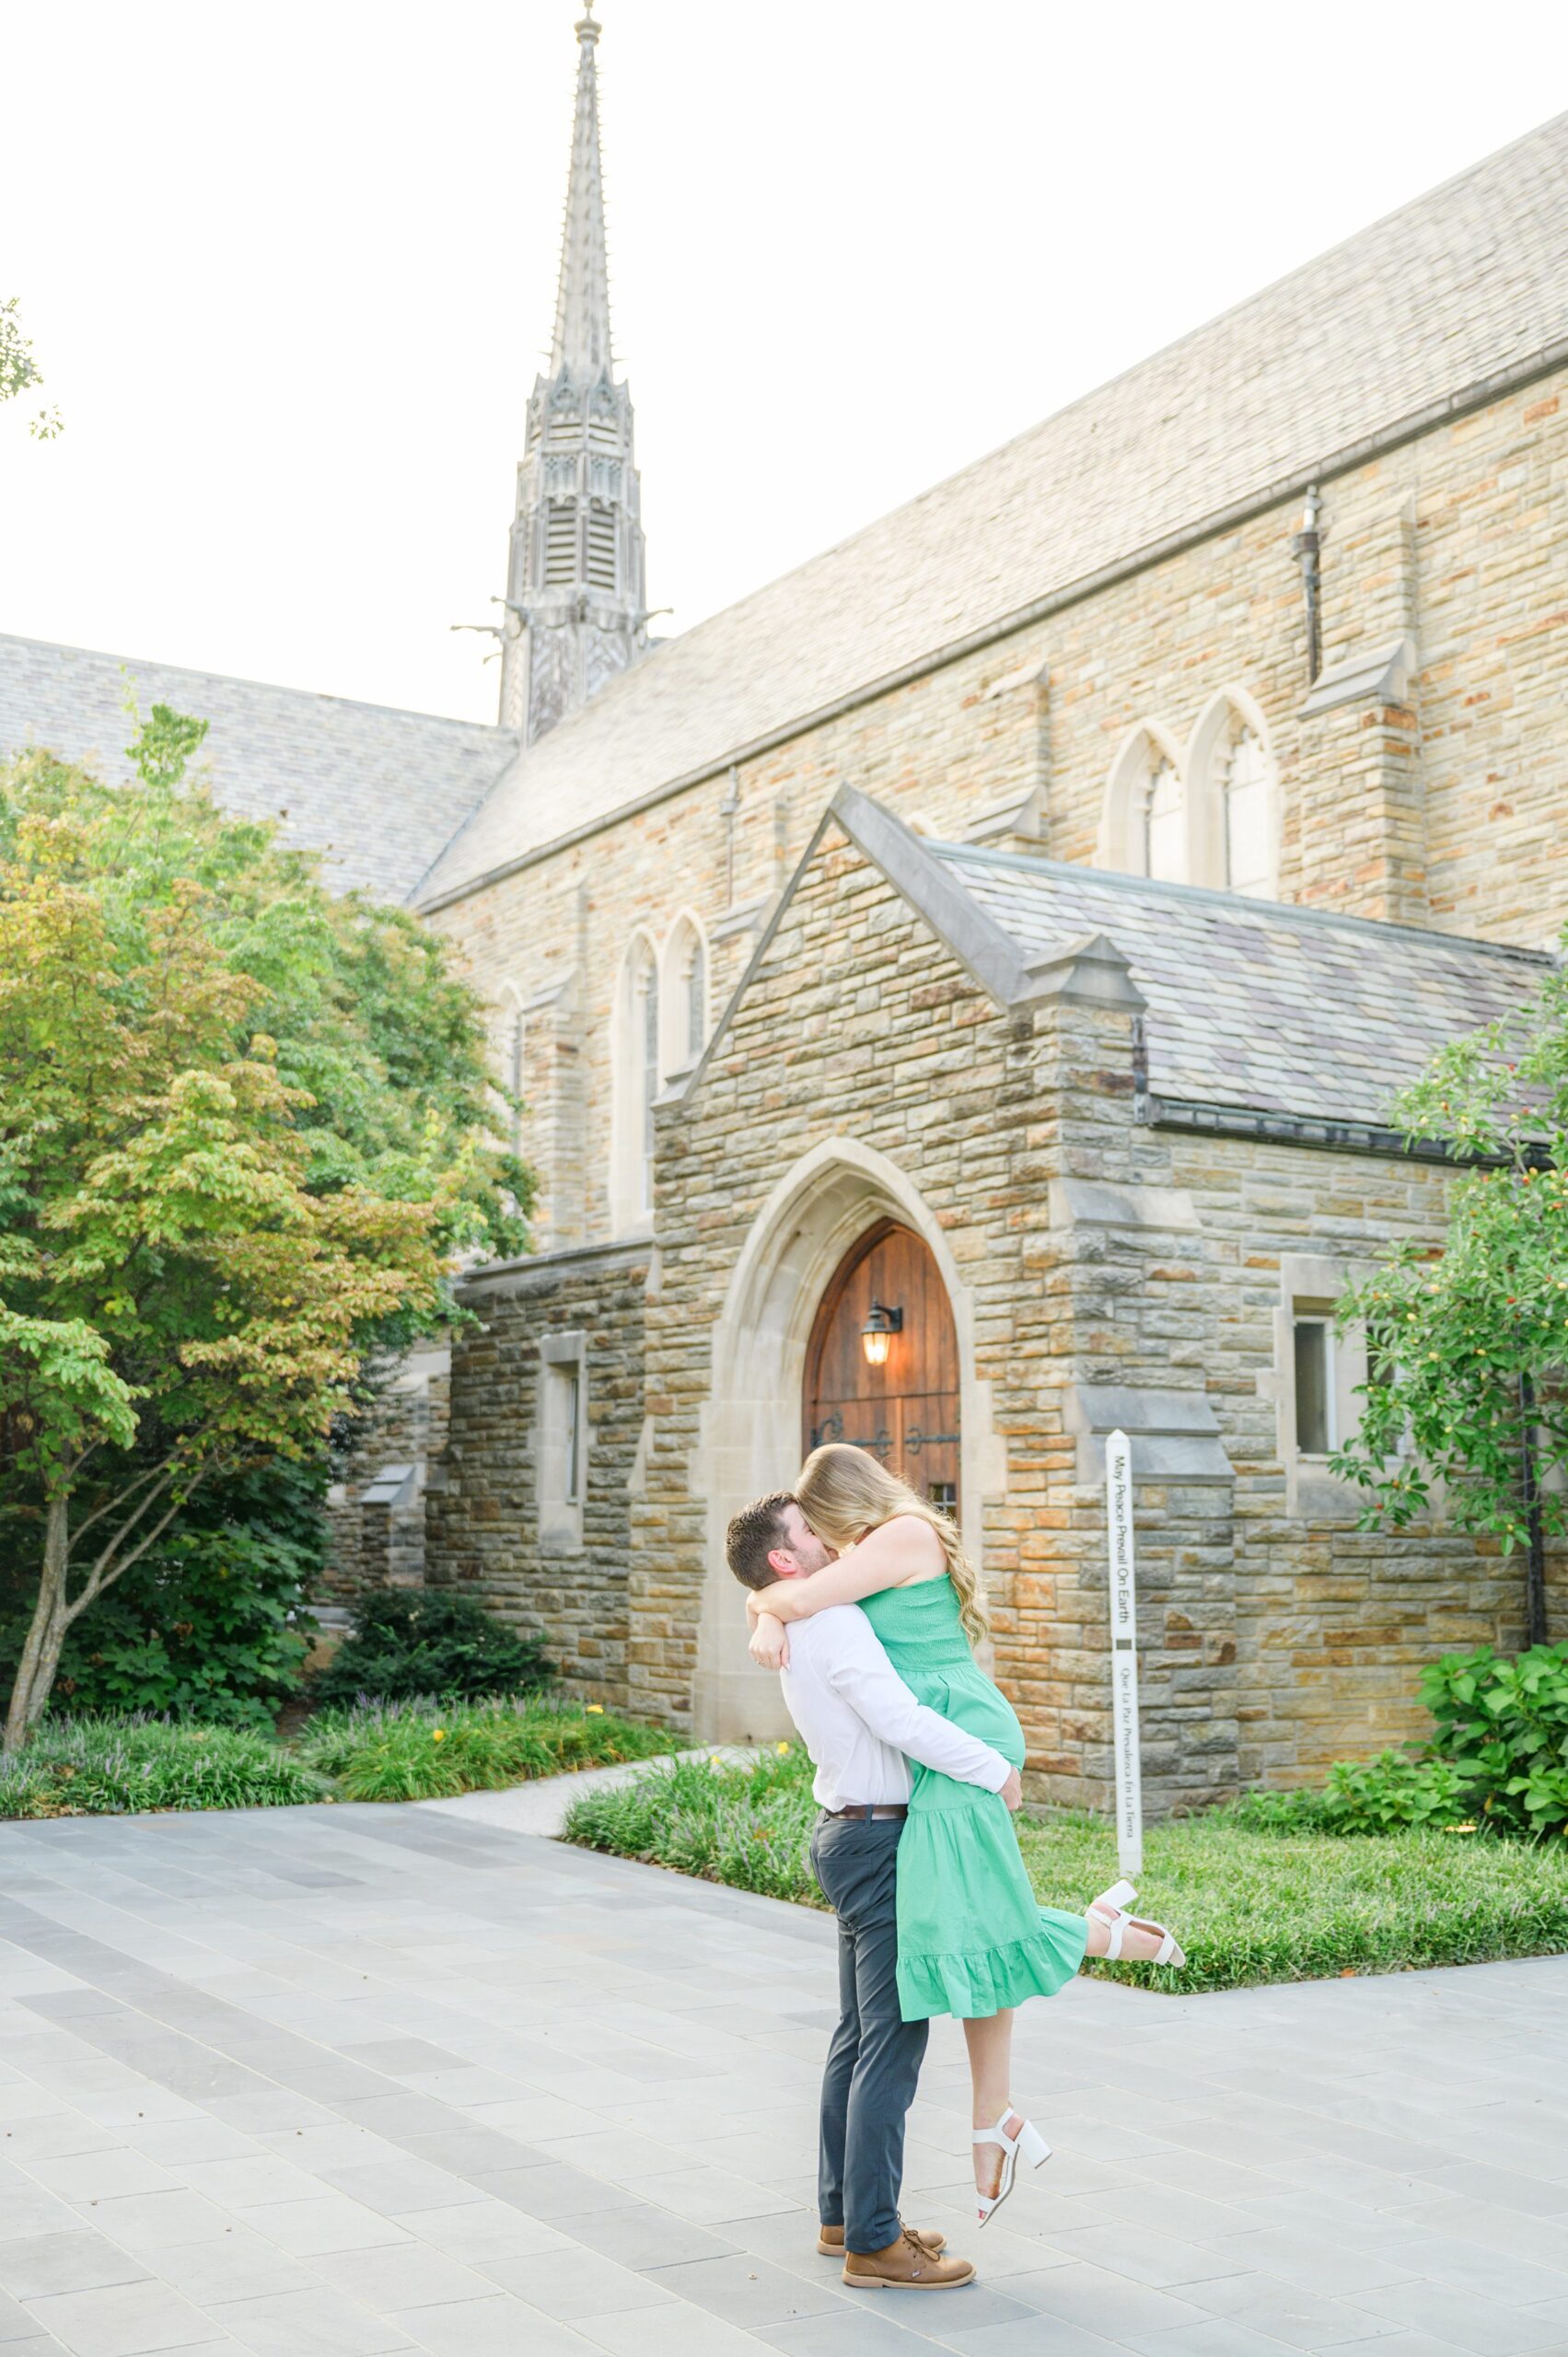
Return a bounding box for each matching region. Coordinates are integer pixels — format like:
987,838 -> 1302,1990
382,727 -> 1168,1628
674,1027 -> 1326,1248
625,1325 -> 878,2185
826,1803 -> 908,1821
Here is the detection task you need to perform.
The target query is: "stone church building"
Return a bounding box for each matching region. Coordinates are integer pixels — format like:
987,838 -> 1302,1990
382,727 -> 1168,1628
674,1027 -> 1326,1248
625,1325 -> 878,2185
3,17 -> 1565,1805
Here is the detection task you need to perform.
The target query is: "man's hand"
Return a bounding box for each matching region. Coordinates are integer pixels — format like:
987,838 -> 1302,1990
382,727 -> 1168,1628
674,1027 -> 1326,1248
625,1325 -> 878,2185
749,1612 -> 788,1670
1001,1768 -> 1023,1812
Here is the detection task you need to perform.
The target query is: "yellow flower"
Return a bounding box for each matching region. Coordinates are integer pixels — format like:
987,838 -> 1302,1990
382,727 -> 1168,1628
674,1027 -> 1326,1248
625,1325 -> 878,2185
776,1741 -> 791,1756
431,1729 -> 446,1742
1444,1820 -> 1478,1834
585,1703 -> 604,1713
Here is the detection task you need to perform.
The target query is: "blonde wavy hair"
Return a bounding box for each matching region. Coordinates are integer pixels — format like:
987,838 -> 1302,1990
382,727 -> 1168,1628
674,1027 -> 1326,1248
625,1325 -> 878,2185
796,1443 -> 988,1645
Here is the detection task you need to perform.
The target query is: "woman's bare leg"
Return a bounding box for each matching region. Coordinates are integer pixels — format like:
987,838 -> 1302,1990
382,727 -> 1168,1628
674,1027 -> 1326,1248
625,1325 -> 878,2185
963,2011 -> 1020,2200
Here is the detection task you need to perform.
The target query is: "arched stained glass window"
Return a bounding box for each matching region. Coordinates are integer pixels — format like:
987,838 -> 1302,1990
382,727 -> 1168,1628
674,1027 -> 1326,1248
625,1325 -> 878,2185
1143,755 -> 1185,883
636,945 -> 658,1216
684,935 -> 706,1063
1224,725 -> 1272,898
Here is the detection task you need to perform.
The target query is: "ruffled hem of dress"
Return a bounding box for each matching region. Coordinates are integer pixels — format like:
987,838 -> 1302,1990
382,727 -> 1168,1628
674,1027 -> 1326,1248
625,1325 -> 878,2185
896,1918 -> 1088,2022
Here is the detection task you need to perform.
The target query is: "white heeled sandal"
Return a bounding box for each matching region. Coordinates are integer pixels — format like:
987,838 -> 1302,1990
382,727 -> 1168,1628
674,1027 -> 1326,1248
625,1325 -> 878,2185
972,2110 -> 1051,2225
1089,1877 -> 1187,1968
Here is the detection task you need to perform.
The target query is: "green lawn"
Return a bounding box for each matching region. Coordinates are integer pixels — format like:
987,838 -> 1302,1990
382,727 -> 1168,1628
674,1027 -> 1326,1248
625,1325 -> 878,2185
562,1743 -> 1568,1992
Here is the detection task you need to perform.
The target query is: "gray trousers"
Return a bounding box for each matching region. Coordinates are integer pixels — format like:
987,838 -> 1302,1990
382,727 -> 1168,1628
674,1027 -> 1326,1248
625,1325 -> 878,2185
809,1811 -> 928,2254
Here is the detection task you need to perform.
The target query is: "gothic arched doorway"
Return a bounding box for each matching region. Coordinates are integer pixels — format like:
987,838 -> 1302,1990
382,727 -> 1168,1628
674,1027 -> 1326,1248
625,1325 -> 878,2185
804,1220 -> 960,1512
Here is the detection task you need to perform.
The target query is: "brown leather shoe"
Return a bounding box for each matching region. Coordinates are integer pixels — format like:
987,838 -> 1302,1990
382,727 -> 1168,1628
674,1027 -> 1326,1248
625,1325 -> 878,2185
842,2228 -> 975,2288
818,2221 -> 947,2258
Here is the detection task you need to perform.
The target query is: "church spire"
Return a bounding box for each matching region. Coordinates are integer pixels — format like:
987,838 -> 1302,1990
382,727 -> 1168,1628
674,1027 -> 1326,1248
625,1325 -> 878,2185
550,10 -> 612,381
496,6 -> 649,743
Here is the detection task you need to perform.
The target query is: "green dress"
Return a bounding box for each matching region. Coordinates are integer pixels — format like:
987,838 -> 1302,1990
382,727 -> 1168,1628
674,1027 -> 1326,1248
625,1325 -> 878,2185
858,1576 -> 1088,2022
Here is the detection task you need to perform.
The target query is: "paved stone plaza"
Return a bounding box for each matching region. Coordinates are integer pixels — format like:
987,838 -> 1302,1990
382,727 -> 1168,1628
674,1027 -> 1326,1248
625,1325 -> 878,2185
2,1801 -> 1567,2357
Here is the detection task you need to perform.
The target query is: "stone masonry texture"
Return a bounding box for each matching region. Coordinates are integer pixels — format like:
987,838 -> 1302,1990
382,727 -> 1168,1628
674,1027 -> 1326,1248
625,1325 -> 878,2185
426,1247 -> 649,1703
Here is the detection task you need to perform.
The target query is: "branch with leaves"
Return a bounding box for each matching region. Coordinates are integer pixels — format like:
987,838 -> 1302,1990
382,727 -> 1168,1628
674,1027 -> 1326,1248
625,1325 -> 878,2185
1332,974 -> 1568,1640
0,297 -> 62,438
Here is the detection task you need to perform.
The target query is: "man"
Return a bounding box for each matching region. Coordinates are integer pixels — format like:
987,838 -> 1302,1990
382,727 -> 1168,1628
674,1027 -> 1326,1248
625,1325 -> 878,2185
726,1491 -> 1020,2292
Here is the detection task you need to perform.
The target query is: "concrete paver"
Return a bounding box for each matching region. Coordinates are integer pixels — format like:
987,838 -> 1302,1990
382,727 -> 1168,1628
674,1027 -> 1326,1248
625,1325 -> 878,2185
0,1794 -> 1565,2355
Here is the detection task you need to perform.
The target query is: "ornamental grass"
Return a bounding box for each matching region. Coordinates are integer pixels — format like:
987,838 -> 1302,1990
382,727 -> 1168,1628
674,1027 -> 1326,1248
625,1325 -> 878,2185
0,1715 -> 331,1818
293,1693 -> 679,1803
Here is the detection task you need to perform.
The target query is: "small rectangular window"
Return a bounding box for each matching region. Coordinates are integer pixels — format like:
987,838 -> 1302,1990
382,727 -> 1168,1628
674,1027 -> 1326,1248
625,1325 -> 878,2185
538,1337 -> 587,1549
561,1369 -> 582,1505
1294,1318 -> 1333,1456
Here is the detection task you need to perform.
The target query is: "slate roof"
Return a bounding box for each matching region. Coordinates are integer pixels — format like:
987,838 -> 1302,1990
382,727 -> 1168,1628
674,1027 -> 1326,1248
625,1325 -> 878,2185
417,111 -> 1568,908
931,842 -> 1551,1130
0,633 -> 512,903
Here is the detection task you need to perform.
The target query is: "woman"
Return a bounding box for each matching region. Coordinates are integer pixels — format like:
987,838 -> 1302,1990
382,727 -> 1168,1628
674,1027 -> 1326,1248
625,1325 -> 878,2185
746,1442 -> 1184,2223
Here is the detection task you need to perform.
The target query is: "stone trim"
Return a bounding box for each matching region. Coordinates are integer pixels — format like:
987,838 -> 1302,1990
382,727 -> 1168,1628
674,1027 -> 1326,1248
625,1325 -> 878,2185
1014,931 -> 1145,1013
1064,1383 -> 1233,1486
1300,635 -> 1413,717
457,1238 -> 651,1299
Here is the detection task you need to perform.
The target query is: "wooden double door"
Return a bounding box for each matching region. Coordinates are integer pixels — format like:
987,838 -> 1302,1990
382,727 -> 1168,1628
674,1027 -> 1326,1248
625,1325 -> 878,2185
804,1221 -> 960,1512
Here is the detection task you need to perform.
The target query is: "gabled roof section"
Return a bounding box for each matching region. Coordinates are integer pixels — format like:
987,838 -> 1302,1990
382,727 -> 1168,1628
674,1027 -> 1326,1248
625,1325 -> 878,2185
416,112 -> 1568,909
680,788 -> 1551,1140
929,840 -> 1551,1130
0,633 -> 512,903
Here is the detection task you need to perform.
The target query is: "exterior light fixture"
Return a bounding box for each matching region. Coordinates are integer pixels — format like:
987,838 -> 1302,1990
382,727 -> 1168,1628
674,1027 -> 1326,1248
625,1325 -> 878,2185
860,1301 -> 903,1367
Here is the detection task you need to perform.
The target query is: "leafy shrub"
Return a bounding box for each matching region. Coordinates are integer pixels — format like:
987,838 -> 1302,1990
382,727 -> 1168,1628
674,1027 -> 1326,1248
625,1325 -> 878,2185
0,1462 -> 322,1732
295,1693 -> 677,1802
1320,1751 -> 1471,1833
566,1745 -> 821,1905
0,1716 -> 331,1818
1421,1642 -> 1568,1837
309,1589 -> 552,1706
1223,1786 -> 1338,1834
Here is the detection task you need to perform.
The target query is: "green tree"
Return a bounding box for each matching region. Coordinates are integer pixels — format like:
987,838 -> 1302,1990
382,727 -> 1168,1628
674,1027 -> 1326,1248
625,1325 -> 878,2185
0,297 -> 62,438
0,713 -> 530,1746
1332,963 -> 1568,1643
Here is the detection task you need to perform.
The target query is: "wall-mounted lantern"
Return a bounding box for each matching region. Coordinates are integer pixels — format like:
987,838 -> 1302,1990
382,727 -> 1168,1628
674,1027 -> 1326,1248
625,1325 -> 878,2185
860,1300 -> 903,1368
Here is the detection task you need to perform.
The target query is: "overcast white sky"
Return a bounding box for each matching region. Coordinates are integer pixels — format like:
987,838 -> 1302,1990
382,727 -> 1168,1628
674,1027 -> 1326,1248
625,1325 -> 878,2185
2,1 -> 1564,725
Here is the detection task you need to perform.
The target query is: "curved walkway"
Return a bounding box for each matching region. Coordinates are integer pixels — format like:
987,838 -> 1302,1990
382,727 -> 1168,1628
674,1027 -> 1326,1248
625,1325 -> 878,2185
0,1789 -> 1566,2356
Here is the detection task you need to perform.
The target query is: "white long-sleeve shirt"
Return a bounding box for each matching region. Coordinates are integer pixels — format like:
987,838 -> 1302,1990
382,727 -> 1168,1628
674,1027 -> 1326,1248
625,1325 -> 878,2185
777,1604 -> 1012,1810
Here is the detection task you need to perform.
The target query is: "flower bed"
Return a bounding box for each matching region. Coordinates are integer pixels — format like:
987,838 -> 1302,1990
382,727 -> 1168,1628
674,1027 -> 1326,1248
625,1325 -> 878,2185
0,1697 -> 679,1819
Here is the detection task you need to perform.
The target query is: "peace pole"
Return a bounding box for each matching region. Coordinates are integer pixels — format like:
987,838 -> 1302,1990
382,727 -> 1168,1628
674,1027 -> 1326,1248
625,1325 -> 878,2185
1105,1428 -> 1144,1876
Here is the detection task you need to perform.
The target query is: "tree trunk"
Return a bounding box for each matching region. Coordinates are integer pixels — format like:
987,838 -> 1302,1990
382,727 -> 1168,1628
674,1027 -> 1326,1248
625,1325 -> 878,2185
4,1493 -> 72,1752
1518,1370 -> 1550,1649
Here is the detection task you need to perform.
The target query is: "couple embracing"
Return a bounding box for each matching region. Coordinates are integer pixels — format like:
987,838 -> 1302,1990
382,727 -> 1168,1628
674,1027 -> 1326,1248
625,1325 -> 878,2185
726,1442 -> 1184,2292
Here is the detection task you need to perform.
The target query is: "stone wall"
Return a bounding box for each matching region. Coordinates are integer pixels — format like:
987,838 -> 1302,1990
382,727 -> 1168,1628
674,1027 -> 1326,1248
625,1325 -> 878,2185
424,1243 -> 649,1704
429,365 -> 1568,1253
322,1346 -> 450,1602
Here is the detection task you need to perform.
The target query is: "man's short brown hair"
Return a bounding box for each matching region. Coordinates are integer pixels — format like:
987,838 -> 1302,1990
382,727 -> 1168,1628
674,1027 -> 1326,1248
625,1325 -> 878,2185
726,1492 -> 796,1590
